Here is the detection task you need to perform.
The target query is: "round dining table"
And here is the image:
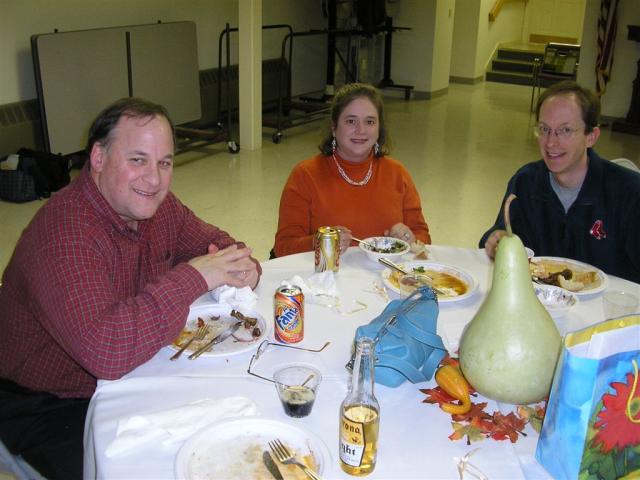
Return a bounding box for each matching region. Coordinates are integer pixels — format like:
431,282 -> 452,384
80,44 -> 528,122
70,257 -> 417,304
83,245 -> 639,479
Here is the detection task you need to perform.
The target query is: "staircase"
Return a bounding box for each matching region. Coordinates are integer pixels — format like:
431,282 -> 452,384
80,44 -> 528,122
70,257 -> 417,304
486,42 -> 545,86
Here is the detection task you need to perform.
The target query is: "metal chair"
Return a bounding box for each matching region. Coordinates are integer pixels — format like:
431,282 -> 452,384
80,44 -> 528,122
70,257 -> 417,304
611,158 -> 640,173
530,43 -> 581,112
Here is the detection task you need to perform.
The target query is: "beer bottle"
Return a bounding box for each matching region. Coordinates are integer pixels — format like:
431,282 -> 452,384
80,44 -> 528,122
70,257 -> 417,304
339,337 -> 379,476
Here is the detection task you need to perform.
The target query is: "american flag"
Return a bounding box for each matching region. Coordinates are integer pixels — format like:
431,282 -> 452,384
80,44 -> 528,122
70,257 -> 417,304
595,0 -> 619,96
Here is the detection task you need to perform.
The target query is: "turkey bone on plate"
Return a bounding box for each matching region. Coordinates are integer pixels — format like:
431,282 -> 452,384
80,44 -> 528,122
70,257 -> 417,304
171,304 -> 268,357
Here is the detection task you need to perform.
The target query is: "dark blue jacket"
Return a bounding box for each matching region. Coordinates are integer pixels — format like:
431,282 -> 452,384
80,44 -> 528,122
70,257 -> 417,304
479,150 -> 640,283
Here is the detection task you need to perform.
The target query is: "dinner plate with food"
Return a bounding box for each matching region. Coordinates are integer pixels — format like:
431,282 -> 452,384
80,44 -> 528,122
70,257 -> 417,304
174,417 -> 330,479
381,261 -> 478,303
170,304 -> 268,358
529,256 -> 608,295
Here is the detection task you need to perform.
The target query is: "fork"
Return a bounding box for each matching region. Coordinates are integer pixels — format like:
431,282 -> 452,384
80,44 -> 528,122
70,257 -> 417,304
170,325 -> 208,361
268,439 -> 322,480
351,236 -> 376,250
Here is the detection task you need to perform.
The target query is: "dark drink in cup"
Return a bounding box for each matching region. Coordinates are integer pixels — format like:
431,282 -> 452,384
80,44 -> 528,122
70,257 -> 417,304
274,365 -> 321,418
280,385 -> 316,418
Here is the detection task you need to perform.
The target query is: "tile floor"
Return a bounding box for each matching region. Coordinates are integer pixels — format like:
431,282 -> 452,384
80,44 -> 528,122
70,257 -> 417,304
1,81 -> 639,274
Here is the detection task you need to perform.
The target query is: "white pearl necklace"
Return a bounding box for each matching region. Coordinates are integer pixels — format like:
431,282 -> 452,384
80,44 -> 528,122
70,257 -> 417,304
332,154 -> 373,186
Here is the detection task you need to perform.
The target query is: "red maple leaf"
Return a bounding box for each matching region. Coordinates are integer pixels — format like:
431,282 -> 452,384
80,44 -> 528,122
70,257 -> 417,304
451,402 -> 490,422
469,414 -> 495,433
488,411 -> 527,443
420,387 -> 456,404
592,372 -> 640,453
441,354 -> 459,368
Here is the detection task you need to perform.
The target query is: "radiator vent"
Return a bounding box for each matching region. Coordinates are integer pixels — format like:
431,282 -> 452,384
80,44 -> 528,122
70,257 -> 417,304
0,100 -> 40,127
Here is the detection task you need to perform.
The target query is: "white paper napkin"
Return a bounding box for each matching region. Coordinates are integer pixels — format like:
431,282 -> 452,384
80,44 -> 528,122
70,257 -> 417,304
282,271 -> 339,304
209,285 -> 258,312
105,396 -> 258,457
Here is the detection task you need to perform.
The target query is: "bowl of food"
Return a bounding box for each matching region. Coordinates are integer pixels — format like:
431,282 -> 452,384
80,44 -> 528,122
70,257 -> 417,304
534,283 -> 579,317
358,236 -> 410,263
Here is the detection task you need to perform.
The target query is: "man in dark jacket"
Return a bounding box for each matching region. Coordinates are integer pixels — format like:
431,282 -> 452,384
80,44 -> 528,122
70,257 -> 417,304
480,81 -> 640,283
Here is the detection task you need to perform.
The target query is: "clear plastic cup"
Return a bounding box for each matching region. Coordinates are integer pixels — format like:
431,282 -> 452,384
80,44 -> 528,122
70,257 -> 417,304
603,290 -> 639,318
273,365 -> 322,418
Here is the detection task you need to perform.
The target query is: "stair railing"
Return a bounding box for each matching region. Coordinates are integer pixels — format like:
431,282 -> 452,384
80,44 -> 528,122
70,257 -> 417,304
489,0 -> 526,22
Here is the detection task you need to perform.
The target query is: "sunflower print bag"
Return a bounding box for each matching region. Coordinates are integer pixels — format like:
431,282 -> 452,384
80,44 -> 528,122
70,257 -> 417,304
536,316 -> 640,480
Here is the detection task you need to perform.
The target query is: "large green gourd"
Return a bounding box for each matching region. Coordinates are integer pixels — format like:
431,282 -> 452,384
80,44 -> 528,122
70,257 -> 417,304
459,195 -> 561,405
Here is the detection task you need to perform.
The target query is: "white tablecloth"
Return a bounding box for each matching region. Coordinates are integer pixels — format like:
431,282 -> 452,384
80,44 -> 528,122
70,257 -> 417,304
83,245 -> 639,479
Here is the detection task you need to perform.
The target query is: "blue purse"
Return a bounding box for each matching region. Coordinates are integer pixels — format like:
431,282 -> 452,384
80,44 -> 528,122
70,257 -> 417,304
351,286 -> 447,387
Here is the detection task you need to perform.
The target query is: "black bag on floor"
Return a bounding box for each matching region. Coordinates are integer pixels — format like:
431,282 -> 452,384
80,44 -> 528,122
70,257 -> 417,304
0,148 -> 71,203
0,169 -> 37,203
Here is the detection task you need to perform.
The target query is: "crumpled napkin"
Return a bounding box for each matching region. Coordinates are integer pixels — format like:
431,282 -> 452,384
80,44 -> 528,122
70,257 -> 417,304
209,285 -> 258,312
281,271 -> 339,305
105,396 -> 257,457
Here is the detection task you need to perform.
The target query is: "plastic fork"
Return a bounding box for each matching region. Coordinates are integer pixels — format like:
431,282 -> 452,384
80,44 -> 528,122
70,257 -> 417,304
351,236 -> 376,250
170,325 -> 208,361
268,439 -> 321,480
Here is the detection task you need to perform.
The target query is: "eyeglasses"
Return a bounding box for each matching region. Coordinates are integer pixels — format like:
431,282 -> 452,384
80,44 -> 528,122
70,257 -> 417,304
247,339 -> 330,383
534,124 -> 584,139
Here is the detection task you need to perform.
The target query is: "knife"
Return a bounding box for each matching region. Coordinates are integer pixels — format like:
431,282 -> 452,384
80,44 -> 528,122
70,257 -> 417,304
188,321 -> 242,360
262,450 -> 284,480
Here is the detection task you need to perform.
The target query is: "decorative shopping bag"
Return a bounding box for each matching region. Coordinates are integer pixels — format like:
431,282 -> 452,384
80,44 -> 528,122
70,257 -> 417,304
351,286 -> 447,387
536,315 -> 640,480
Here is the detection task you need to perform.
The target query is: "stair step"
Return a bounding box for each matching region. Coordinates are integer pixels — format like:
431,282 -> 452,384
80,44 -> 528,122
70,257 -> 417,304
497,48 -> 542,63
486,43 -> 550,87
492,58 -> 536,74
486,70 -> 533,86
486,69 -> 568,88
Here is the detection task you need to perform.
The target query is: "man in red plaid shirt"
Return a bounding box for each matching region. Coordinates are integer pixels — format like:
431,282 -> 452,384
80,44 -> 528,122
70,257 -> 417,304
0,97 -> 261,479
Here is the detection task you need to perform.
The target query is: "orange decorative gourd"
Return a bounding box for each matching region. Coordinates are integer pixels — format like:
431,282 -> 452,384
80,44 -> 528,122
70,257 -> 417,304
435,364 -> 472,415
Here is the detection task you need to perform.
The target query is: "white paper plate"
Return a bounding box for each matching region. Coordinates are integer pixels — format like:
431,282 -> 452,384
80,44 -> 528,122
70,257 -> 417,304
170,304 -> 269,357
174,417 -> 330,480
381,261 -> 478,303
530,256 -> 608,296
534,283 -> 579,317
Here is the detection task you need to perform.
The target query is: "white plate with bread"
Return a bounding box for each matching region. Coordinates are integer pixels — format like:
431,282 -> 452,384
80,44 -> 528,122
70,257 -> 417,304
529,256 -> 608,295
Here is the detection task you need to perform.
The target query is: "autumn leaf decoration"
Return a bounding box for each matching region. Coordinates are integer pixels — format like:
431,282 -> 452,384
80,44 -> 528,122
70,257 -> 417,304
420,387 -> 543,445
517,404 -> 547,434
420,356 -> 547,445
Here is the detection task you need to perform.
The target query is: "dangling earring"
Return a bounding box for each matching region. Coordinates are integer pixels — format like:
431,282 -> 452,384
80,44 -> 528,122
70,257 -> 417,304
374,142 -> 380,156
331,137 -> 337,153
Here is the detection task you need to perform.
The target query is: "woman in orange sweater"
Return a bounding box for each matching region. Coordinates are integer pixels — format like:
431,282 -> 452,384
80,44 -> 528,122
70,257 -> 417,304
273,83 -> 430,257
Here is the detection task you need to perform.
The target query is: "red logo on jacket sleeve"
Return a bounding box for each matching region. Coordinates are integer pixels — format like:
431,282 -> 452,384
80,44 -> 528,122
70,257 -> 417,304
589,220 -> 607,240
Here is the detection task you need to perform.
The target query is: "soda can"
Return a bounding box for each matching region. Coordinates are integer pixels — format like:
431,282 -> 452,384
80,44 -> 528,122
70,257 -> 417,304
315,226 -> 340,273
274,285 -> 304,343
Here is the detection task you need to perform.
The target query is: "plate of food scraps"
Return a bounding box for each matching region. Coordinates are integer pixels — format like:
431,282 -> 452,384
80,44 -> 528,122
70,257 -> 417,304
529,256 -> 608,296
381,261 -> 478,303
174,417 -> 330,480
170,304 -> 269,357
